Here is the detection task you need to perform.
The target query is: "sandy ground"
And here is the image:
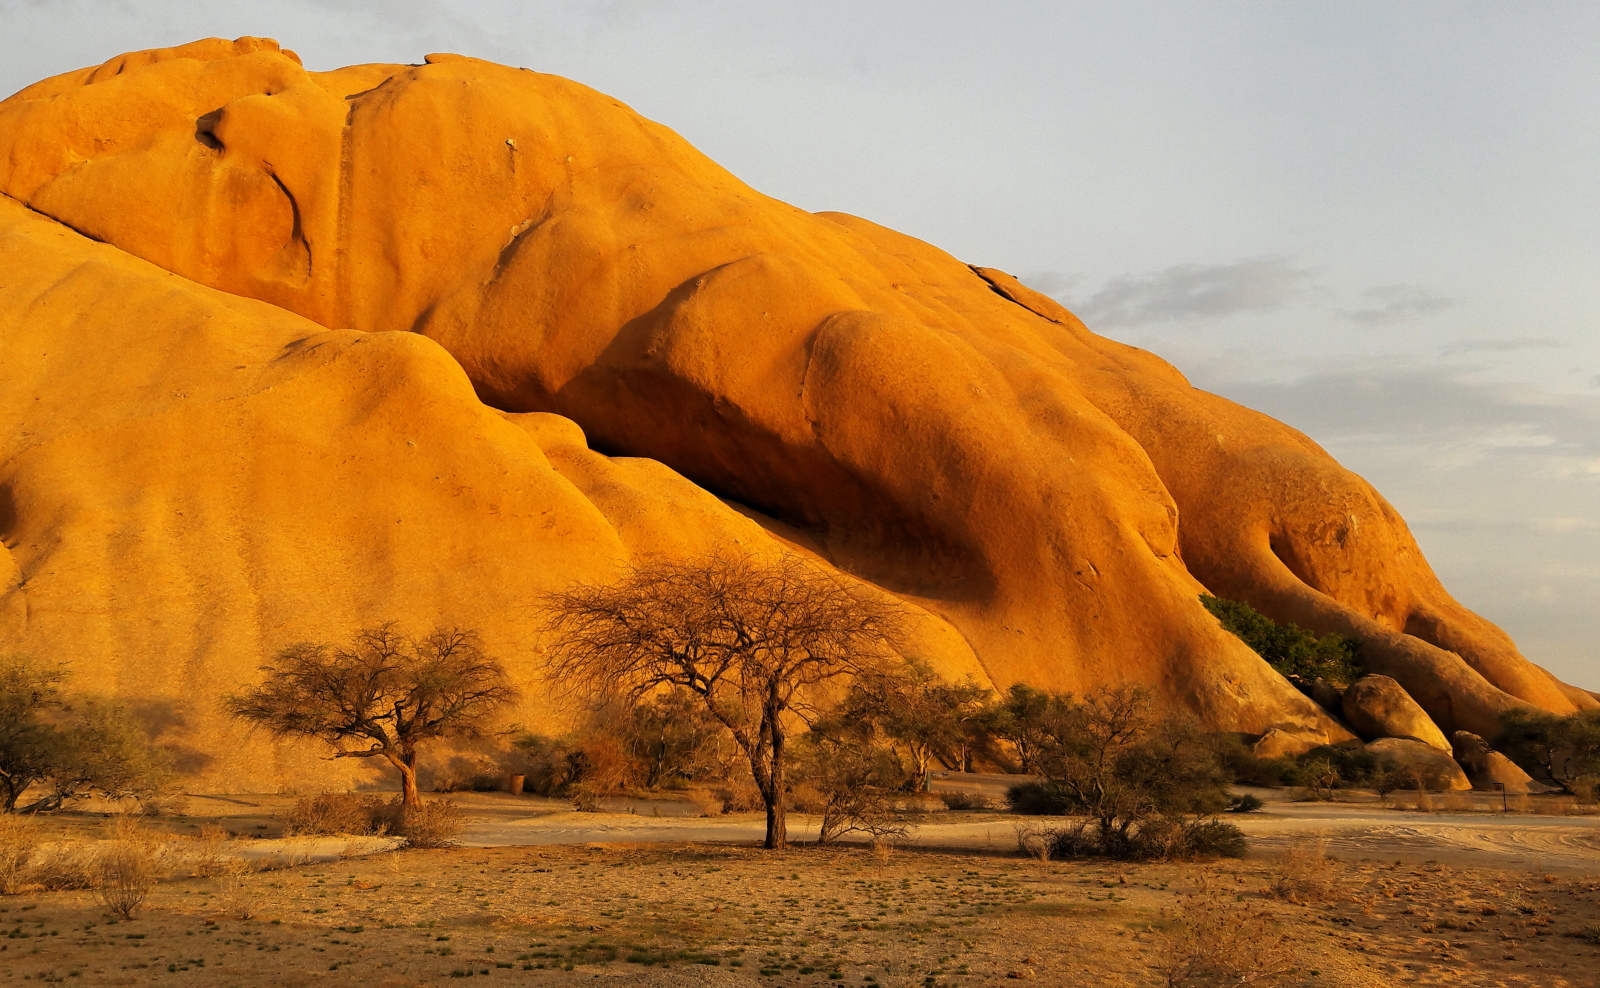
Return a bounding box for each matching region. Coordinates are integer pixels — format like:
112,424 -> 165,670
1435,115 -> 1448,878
4,781 -> 1598,987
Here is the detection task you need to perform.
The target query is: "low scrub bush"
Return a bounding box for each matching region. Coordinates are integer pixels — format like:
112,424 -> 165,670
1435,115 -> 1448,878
938,790 -> 991,811
384,798 -> 465,849
1228,793 -> 1264,813
1268,837 -> 1337,904
279,793 -> 390,836
1156,888 -> 1298,988
278,792 -> 466,847
1004,781 -> 1072,815
1127,818 -> 1248,861
94,818 -> 168,920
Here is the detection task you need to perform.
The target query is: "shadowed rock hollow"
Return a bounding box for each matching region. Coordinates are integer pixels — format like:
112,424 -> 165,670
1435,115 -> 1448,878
0,38 -> 1589,787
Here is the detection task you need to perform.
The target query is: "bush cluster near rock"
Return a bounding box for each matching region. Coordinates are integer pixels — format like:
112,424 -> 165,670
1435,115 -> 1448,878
1201,595 -> 1363,687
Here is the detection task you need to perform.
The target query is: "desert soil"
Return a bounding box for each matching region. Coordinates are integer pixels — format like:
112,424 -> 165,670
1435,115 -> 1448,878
5,788 -> 1600,988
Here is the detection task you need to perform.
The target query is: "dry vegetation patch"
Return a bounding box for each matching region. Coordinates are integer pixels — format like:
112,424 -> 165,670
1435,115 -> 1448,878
0,812 -> 1595,987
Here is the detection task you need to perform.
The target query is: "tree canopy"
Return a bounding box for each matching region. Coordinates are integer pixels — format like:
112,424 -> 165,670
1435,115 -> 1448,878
542,553 -> 907,849
227,625 -> 515,807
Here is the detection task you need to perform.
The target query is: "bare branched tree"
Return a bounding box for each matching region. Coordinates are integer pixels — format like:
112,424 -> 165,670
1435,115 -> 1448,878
541,553 -> 907,849
227,625 -> 516,808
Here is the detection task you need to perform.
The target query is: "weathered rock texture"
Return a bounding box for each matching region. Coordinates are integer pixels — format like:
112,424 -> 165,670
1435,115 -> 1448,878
1366,738 -> 1472,792
1250,728 -> 1324,761
1342,675 -> 1451,751
0,38 -> 1591,786
1451,732 -> 1541,794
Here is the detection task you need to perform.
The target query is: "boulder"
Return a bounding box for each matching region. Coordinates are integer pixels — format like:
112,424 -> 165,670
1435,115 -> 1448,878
1288,676 -> 1345,713
1343,676 -> 1451,751
1451,731 -> 1541,794
1366,738 -> 1471,791
1251,728 -> 1324,760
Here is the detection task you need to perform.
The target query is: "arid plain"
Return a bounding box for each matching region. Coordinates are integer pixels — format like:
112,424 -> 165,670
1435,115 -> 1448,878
5,786 -> 1600,988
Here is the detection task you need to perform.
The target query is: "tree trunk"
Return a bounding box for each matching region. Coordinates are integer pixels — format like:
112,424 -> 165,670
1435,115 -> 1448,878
392,751 -> 421,809
764,705 -> 787,850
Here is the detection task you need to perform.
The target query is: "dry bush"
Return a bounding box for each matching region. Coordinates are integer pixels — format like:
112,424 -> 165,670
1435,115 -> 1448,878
683,788 -> 724,817
938,790 -> 991,811
94,818 -> 167,919
385,798 -> 465,849
1012,820 -> 1048,856
279,793 -> 389,836
1441,791 -> 1475,813
1155,888 -> 1298,987
30,841 -> 98,890
1269,837 -> 1337,903
138,794 -> 190,817
712,782 -> 763,813
1507,793 -> 1531,813
213,857 -> 259,919
0,813 -> 41,894
868,837 -> 895,865
191,823 -> 232,877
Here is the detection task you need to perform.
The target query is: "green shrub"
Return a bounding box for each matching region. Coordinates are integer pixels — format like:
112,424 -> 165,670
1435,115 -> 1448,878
1227,793 -> 1263,813
1495,708 -> 1600,794
1005,781 -> 1072,815
1200,595 -> 1362,686
1213,735 -> 1296,787
1181,819 -> 1249,858
937,790 -> 991,811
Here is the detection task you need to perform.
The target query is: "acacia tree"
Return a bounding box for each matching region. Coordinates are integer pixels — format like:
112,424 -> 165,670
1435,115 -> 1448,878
1,656 -> 171,813
0,656 -> 68,811
542,553 -> 907,849
227,625 -> 516,808
839,663 -> 991,787
1030,686 -> 1231,856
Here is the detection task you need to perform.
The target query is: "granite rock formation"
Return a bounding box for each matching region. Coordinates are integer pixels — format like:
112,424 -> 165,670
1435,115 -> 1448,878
0,38 -> 1591,786
1342,675 -> 1452,751
1366,738 -> 1472,792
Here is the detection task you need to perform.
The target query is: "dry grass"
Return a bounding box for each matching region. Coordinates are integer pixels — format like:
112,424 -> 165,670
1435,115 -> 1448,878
0,812 -> 41,894
1156,887 -> 1298,987
1268,835 -> 1337,904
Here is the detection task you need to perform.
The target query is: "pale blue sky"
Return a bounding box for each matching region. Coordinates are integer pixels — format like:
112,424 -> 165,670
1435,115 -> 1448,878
2,1 -> 1595,684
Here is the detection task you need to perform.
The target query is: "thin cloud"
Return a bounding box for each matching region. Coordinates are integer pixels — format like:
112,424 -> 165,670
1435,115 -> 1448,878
1216,364 -> 1600,464
1074,257 -> 1314,327
1440,337 -> 1565,357
1339,283 -> 1454,326
1019,271 -> 1082,297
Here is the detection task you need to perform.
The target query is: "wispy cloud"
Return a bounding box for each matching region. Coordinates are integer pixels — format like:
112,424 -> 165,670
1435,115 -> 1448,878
1338,283 -> 1454,325
1073,256 -> 1315,327
1441,336 -> 1566,357
1019,270 -> 1081,297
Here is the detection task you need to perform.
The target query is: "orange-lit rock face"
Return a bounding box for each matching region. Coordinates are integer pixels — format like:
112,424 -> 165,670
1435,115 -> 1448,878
0,39 -> 1589,780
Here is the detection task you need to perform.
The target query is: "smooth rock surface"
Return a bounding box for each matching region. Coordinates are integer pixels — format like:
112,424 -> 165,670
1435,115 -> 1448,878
1366,738 -> 1472,792
1451,731 -> 1541,794
1251,728 -> 1324,760
0,39 -> 1592,785
1343,675 -> 1452,751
